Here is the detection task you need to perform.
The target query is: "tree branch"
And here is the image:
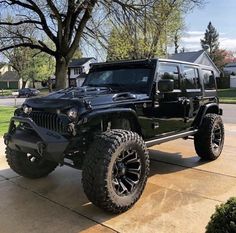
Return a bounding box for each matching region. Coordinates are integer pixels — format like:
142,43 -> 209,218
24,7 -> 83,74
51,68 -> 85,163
0,20 -> 41,26
0,43 -> 55,56
67,0 -> 97,60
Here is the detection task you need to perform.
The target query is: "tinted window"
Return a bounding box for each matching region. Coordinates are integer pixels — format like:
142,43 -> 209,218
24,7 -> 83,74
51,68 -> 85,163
203,69 -> 216,90
183,66 -> 201,89
159,63 -> 180,89
84,68 -> 152,93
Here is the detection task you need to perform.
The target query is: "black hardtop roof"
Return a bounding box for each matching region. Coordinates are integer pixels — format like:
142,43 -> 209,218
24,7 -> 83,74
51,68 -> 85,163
90,58 -> 214,71
90,59 -> 156,69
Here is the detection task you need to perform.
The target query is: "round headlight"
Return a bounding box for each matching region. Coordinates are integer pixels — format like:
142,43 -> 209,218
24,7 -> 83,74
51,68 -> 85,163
67,108 -> 78,120
23,105 -> 32,114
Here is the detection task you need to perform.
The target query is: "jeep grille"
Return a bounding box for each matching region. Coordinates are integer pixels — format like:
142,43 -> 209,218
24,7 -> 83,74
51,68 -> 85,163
30,112 -> 68,134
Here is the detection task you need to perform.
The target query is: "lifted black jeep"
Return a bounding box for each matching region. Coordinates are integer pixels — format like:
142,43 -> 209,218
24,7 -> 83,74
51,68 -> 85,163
4,59 -> 224,213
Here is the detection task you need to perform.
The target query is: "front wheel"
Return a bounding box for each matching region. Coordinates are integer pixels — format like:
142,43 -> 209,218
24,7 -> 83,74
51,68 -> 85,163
82,130 -> 150,213
194,114 -> 224,160
6,148 -> 58,179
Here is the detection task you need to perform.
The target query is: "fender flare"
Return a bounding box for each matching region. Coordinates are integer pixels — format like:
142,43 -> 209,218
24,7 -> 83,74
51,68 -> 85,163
193,103 -> 222,127
80,108 -> 142,134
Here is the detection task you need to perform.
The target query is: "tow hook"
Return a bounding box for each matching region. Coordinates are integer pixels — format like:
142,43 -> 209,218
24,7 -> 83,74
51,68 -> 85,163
37,142 -> 46,156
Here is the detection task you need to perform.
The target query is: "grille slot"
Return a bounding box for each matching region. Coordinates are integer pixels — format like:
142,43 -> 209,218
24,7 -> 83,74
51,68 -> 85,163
30,112 -> 68,134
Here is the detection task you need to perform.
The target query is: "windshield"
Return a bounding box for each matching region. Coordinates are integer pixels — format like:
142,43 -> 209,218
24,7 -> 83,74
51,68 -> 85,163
83,67 -> 153,93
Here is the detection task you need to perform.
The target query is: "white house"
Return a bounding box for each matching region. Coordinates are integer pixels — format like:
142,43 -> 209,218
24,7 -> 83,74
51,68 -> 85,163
68,57 -> 96,87
0,63 -> 13,74
169,50 -> 221,77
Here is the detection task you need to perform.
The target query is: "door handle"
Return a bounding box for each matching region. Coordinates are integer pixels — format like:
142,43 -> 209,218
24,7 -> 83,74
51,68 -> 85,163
195,96 -> 202,100
178,98 -> 190,105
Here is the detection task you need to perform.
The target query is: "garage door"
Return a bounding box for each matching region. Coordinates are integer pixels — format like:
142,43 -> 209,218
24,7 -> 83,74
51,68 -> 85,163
0,82 -> 8,89
9,81 -> 18,89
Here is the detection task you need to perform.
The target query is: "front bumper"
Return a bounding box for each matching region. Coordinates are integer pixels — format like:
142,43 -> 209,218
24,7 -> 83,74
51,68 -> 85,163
4,116 -> 69,163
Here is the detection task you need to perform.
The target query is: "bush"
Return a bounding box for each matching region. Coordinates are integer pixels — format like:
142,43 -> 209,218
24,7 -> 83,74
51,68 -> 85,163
216,74 -> 230,89
206,197 -> 236,233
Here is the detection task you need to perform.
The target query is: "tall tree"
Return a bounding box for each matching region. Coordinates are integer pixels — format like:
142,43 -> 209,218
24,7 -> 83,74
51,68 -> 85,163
201,22 -> 220,58
201,22 -> 229,69
0,0 -> 146,89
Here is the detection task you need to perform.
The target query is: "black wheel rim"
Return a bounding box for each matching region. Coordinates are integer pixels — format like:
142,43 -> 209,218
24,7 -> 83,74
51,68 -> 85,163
212,124 -> 222,151
112,148 -> 141,196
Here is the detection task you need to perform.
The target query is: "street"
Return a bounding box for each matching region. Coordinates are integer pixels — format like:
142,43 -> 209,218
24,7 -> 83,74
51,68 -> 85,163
0,97 -> 26,107
0,104 -> 235,233
220,104 -> 236,124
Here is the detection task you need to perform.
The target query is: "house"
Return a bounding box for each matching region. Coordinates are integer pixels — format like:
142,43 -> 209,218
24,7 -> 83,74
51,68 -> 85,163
68,57 -> 96,87
224,63 -> 236,75
0,63 -> 22,89
0,62 -> 12,75
169,50 -> 221,77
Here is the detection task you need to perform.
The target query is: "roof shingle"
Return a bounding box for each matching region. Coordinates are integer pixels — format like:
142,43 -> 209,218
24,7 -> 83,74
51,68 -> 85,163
169,50 -> 204,63
68,58 -> 95,68
0,71 -> 19,81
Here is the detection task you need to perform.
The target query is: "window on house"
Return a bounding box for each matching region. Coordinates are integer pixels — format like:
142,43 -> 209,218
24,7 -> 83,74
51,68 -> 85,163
202,69 -> 216,90
159,63 -> 180,89
183,66 -> 201,89
74,68 -> 82,75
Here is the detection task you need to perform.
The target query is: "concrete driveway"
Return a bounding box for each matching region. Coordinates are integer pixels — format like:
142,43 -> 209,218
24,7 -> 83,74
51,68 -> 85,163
0,107 -> 236,233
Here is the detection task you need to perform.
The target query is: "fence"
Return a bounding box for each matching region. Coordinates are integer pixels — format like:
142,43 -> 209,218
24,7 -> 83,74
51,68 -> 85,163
230,75 -> 236,88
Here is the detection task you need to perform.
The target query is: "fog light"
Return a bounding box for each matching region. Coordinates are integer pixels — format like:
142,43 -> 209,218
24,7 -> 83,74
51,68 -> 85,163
67,108 -> 78,120
23,105 -> 32,114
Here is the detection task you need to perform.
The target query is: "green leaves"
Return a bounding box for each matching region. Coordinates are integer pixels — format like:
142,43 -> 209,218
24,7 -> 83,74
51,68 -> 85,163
106,0 -> 185,60
206,197 -> 236,233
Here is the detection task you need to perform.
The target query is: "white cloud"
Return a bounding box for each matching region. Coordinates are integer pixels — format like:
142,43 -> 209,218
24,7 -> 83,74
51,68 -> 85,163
180,31 -> 236,51
219,37 -> 236,51
181,36 -> 202,43
185,31 -> 204,36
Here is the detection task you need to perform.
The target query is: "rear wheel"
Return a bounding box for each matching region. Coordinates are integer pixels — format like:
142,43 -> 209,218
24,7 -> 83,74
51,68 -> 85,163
194,114 -> 224,160
6,147 -> 58,179
82,130 -> 149,213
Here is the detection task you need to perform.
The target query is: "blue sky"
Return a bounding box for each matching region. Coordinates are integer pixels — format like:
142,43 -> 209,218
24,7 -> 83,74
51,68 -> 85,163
181,0 -> 236,51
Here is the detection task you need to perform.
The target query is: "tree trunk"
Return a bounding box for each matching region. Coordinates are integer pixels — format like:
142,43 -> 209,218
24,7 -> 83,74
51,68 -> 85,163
55,56 -> 68,90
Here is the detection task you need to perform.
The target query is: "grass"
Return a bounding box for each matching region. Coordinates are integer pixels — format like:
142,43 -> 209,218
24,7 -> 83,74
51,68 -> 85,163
0,89 -> 17,97
0,107 -> 15,136
218,88 -> 236,104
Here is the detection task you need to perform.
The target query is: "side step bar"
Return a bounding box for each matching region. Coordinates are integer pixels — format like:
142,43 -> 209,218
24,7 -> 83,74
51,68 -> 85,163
145,129 -> 198,147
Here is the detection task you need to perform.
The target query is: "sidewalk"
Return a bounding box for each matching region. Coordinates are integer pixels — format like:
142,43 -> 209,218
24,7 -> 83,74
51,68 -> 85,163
0,125 -> 236,233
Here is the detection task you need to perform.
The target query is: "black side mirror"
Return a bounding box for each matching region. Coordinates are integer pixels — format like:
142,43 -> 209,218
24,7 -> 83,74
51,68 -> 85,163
158,79 -> 174,93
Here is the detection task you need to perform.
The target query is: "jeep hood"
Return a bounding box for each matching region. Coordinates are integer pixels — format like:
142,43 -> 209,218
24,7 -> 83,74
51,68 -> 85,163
24,86 -> 149,110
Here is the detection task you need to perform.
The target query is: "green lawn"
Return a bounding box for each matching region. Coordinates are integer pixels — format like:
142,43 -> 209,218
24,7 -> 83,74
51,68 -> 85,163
0,89 -> 17,97
0,107 -> 15,136
218,88 -> 236,104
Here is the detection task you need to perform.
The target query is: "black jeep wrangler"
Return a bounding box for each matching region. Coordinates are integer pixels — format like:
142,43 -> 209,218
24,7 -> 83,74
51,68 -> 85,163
4,59 -> 224,213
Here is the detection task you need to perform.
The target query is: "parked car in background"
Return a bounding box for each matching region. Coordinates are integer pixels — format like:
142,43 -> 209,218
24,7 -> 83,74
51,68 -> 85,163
13,88 -> 40,98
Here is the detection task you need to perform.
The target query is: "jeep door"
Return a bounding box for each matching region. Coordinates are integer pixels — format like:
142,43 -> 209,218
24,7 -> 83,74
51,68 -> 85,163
181,65 -> 203,123
152,62 -> 187,134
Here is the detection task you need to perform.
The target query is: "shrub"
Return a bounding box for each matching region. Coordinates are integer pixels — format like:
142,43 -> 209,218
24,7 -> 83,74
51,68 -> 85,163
216,74 -> 230,89
206,197 -> 236,233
